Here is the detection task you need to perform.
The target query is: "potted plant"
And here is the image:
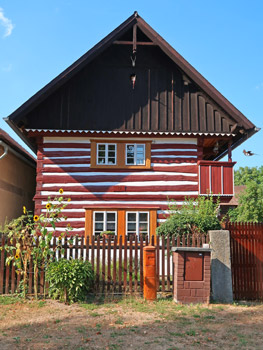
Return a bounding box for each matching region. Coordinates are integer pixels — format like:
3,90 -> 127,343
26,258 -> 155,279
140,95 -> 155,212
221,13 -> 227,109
100,231 -> 115,240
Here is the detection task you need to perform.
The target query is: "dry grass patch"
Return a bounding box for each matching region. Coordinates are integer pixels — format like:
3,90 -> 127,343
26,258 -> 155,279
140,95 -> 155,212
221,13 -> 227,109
0,296 -> 262,349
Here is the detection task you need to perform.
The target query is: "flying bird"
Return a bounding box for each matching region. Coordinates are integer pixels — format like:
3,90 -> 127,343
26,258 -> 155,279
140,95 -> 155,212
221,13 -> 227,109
243,150 -> 258,156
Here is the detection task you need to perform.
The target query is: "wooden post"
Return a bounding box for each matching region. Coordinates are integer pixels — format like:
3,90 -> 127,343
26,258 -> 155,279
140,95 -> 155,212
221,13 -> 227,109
228,141 -> 232,162
143,246 -> 157,301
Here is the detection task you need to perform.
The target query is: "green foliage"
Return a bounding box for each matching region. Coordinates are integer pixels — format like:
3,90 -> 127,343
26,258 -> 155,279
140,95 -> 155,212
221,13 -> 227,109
100,231 -> 115,237
1,190 -> 73,299
226,166 -> 263,223
228,182 -> 263,222
46,258 -> 94,304
156,195 -> 221,238
234,166 -> 263,185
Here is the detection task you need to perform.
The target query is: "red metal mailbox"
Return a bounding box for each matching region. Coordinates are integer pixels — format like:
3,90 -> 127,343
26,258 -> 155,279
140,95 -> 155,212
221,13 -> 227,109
184,252 -> 204,281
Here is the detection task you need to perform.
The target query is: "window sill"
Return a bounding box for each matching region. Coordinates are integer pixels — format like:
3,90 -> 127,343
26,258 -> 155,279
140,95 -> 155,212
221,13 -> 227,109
90,164 -> 152,170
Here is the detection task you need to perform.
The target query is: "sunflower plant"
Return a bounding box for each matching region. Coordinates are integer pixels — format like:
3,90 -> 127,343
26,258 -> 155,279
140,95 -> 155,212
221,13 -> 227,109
2,189 -> 73,299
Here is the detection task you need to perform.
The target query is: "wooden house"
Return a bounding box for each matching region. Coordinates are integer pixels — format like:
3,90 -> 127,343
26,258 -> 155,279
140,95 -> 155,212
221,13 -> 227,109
0,129 -> 36,227
5,12 -> 258,240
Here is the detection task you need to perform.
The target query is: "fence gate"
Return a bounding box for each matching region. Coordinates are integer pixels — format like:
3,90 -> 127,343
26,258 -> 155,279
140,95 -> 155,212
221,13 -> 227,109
228,223 -> 263,300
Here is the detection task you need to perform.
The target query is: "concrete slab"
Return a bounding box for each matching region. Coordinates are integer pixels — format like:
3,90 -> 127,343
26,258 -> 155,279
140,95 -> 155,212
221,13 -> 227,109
209,230 -> 233,303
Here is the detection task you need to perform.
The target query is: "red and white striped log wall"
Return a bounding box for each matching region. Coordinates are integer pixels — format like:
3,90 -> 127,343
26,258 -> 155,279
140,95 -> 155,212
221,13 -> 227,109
35,137 -> 199,236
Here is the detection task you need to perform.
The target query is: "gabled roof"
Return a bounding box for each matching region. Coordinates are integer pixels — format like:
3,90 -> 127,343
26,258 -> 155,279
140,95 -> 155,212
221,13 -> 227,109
0,128 -> 36,164
5,11 -> 258,153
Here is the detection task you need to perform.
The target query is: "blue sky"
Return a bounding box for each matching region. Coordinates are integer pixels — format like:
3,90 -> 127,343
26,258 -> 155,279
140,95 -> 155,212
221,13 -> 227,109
0,0 -> 262,169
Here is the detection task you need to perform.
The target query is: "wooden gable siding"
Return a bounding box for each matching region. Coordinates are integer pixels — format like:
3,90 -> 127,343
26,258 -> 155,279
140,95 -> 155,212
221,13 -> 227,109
23,45 -> 234,134
34,136 -> 199,236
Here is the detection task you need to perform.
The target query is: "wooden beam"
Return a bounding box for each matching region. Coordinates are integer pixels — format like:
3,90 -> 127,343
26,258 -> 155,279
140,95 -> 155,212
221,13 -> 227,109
133,24 -> 137,53
228,141 -> 232,162
113,41 -> 155,46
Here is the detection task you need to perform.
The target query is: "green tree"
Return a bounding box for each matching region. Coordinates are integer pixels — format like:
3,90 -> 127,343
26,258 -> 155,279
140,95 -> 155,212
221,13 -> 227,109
234,166 -> 263,185
227,166 -> 263,222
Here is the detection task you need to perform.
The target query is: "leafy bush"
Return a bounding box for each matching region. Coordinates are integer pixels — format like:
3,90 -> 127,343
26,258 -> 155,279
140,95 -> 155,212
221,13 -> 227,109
156,195 -> 221,238
227,182 -> 263,222
46,259 -> 94,304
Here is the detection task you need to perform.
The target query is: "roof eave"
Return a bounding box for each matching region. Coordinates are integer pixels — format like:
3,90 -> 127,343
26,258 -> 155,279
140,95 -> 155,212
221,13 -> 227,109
4,118 -> 37,154
214,126 -> 260,161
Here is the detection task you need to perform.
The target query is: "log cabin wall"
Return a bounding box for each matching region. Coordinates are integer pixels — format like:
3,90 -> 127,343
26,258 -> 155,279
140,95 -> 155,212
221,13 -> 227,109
34,135 -> 199,237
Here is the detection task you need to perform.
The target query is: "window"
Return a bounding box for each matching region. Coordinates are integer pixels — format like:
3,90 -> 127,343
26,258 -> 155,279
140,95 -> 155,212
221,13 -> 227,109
126,144 -> 145,165
85,208 -> 156,240
126,211 -> 149,239
91,140 -> 151,169
93,211 -> 117,237
97,144 -> 116,165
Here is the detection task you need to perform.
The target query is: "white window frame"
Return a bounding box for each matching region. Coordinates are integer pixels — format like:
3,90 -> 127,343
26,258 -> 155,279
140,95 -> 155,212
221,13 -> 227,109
93,211 -> 117,236
96,143 -> 117,165
125,144 -> 146,166
126,211 -> 149,240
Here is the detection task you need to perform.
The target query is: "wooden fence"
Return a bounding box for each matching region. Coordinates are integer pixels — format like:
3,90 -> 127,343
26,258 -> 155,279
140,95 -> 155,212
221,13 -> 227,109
0,234 -> 208,296
228,222 -> 263,301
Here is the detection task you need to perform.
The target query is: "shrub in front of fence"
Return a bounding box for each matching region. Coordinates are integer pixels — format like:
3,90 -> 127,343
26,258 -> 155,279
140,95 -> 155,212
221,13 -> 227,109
156,195 -> 221,238
46,258 -> 94,304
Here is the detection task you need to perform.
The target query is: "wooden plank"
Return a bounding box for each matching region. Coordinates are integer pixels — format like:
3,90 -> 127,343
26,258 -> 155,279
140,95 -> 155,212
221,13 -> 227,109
0,236 -> 5,294
11,256 -> 16,294
253,223 -> 257,299
172,236 -> 176,290
192,234 -> 196,247
161,236 -> 165,292
124,236 -> 127,293
223,166 -> 234,195
5,239 -> 11,294
156,235 -> 160,292
96,237 -> 100,292
102,237 -> 106,293
91,236 -> 95,270
187,234 -> 190,247
118,236 -> 123,293
166,237 -> 171,291
107,237 -> 111,292
17,269 -> 21,295
28,259 -> 33,295
80,236 -> 84,259
86,236 -> 90,262
134,236 -> 138,292
113,236 -> 117,293
140,235 -> 143,293
85,209 -> 92,240
211,165 -> 222,194
129,238 -> 133,293
69,237 -> 73,259
199,165 -> 210,194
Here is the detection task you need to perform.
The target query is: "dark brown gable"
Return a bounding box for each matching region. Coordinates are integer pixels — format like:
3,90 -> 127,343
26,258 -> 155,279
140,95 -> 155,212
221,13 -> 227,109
17,43 -> 235,134
5,12 -> 257,154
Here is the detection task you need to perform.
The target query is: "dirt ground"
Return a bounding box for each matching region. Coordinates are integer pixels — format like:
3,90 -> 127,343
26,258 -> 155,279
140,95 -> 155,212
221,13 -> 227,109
0,296 -> 262,350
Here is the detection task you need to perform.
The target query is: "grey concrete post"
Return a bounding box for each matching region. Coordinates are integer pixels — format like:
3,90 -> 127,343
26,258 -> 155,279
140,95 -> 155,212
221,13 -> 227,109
208,230 -> 233,303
